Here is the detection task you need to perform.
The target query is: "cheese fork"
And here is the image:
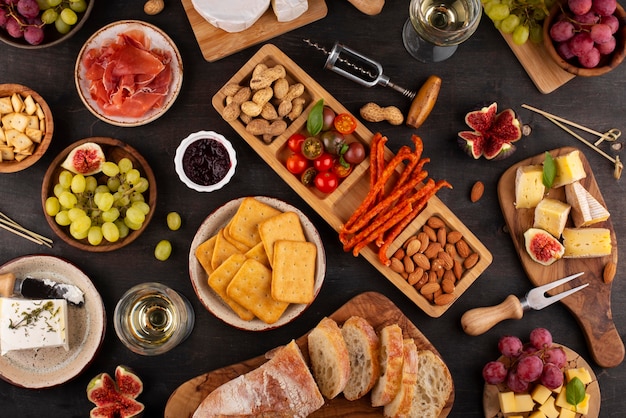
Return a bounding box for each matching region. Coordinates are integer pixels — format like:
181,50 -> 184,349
461,272 -> 587,336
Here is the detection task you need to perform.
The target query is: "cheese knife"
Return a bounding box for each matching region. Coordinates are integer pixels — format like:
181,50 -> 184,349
0,272 -> 84,306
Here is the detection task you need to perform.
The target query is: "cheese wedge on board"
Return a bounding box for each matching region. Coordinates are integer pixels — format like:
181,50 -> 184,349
552,150 -> 586,188
564,181 -> 610,227
533,198 -> 571,238
562,227 -> 612,258
271,0 -> 308,22
191,0 -> 271,33
514,165 -> 545,209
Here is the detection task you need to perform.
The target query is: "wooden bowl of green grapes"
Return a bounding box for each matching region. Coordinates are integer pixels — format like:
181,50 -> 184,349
0,0 -> 93,48
41,137 -> 157,252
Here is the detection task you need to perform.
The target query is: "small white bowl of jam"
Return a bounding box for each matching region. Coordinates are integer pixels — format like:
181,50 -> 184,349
174,131 -> 237,192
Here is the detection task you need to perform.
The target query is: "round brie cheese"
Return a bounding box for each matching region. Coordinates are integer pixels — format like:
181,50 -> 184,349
192,0 -> 271,33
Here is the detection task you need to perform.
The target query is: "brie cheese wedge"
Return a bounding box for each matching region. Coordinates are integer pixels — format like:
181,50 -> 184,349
564,181 -> 610,227
192,0 -> 271,33
271,0 -> 308,22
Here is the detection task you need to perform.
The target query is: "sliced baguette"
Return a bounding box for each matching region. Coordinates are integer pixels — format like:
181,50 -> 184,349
383,338 -> 419,418
371,323 -> 404,407
307,316 -> 350,399
341,316 -> 381,401
407,349 -> 453,418
192,340 -> 324,418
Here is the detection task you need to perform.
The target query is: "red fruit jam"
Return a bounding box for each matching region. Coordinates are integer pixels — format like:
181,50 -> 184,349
182,138 -> 231,186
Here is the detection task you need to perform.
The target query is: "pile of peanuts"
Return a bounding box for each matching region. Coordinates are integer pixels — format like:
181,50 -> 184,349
389,215 -> 479,306
220,64 -> 307,144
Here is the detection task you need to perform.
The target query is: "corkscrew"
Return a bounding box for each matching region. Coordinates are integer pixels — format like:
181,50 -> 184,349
303,39 -> 418,100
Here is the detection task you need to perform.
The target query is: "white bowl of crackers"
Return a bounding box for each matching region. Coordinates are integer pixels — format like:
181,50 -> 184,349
188,196 -> 326,331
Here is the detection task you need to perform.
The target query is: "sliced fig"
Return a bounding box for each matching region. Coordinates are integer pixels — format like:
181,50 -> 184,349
115,365 -> 143,398
458,102 -> 523,160
524,228 -> 565,266
61,142 -> 106,175
87,367 -> 145,418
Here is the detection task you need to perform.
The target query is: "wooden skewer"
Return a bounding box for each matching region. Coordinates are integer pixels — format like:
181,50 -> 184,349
0,212 -> 53,248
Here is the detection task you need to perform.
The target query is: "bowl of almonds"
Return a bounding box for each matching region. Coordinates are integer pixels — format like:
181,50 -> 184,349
0,84 -> 53,173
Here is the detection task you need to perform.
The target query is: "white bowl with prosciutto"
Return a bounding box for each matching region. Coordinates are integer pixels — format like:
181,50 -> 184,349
75,20 -> 183,127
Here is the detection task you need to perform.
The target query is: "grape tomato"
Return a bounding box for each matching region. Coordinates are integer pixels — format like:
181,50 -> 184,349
314,171 -> 339,193
333,113 -> 358,134
332,160 -> 353,178
320,130 -> 345,155
322,106 -> 337,131
300,167 -> 317,186
287,133 -> 306,153
313,152 -> 334,172
286,153 -> 309,174
343,141 -> 366,165
301,136 -> 324,160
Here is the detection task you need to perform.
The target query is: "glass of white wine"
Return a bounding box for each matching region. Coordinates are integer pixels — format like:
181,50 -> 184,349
402,0 -> 483,63
114,282 -> 195,356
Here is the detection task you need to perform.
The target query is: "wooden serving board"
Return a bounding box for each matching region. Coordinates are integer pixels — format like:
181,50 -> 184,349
164,291 -> 454,417
497,146 -> 624,368
180,0 -> 328,62
211,44 -> 492,317
500,32 -> 575,94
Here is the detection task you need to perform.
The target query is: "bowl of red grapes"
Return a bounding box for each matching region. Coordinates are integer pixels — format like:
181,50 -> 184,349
543,0 -> 626,76
0,0 -> 93,48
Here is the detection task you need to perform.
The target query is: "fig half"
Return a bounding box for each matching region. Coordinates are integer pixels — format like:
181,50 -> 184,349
61,142 -> 106,175
524,228 -> 565,266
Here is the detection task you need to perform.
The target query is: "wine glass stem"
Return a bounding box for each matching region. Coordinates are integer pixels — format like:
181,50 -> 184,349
402,18 -> 458,63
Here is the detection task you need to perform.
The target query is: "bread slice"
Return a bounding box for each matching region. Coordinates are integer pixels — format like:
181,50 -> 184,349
307,317 -> 350,399
406,349 -> 453,418
192,340 -> 324,418
341,316 -> 381,401
371,323 -> 404,407
383,338 -> 419,418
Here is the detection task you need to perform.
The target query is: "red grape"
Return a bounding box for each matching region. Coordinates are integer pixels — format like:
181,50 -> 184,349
498,335 -> 523,358
16,0 -> 38,18
597,36 -> 616,54
544,346 -> 567,368
541,363 -> 564,389
517,355 -> 544,382
5,16 -> 22,38
482,361 -> 508,385
590,23 -> 613,43
600,14 -> 619,33
569,32 -> 595,57
23,24 -> 43,45
506,369 -> 530,393
592,0 -> 617,15
557,41 -> 576,59
579,47 -> 601,67
568,0 -> 592,15
550,20 -> 575,42
529,327 -> 553,349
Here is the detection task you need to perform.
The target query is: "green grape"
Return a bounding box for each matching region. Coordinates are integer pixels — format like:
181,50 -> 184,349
60,8 -> 78,25
95,192 -> 115,211
115,219 -> 130,239
134,178 -> 149,194
58,170 -> 73,188
36,0 -> 50,9
529,23 -> 543,43
102,222 -> 120,242
101,161 -> 120,177
132,201 -> 150,215
154,240 -> 172,261
95,185 -> 110,194
59,191 -> 77,208
55,16 -> 72,34
129,191 -> 144,203
55,210 -> 71,226
512,24 -> 530,45
125,206 -> 145,225
69,0 -> 87,13
101,207 -> 120,223
118,158 -> 133,173
486,3 -> 510,21
70,173 -> 86,193
167,212 -> 182,231
88,226 -> 103,246
114,194 -> 131,208
126,168 -> 141,185
47,0 -> 62,7
53,183 -> 67,198
68,207 -> 86,222
500,14 -> 520,34
124,217 -> 143,231
41,9 -> 59,24
45,197 -> 61,217
70,223 -> 89,239
107,176 -> 121,192
85,176 -> 98,192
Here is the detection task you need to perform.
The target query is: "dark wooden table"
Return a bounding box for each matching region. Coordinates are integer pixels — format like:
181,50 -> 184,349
1,1 -> 625,417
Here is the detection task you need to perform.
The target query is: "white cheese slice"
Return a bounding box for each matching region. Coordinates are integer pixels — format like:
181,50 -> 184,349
533,198 -> 571,238
0,298 -> 69,355
564,181 -> 610,227
271,0 -> 308,22
191,0 -> 271,33
562,227 -> 612,258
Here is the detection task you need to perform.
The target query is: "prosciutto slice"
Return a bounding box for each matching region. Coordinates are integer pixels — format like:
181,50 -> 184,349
83,29 -> 172,118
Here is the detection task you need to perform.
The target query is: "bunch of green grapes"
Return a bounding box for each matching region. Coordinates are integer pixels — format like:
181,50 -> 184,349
36,0 -> 88,35
482,0 -> 556,45
45,157 -> 151,246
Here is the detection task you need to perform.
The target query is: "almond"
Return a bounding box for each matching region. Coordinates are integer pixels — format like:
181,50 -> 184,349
420,282 -> 441,296
437,227 -> 447,247
412,253 -> 431,270
447,230 -> 463,244
403,255 -> 415,274
424,242 -> 442,259
422,225 -> 437,242
453,259 -> 464,280
427,216 -> 445,229
393,247 -> 405,260
406,239 -> 422,257
456,239 -> 471,258
408,268 -> 424,285
603,261 -> 617,284
417,232 -> 430,252
389,257 -> 404,273
464,252 -> 479,269
470,180 -> 484,202
434,293 -> 455,306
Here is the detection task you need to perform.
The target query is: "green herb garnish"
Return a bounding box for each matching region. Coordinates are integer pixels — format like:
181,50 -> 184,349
307,99 -> 324,136
542,152 -> 556,189
566,376 -> 586,411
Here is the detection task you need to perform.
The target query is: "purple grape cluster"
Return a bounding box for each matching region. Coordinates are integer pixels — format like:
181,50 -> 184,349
482,328 -> 568,392
0,0 -> 45,45
548,0 -> 621,68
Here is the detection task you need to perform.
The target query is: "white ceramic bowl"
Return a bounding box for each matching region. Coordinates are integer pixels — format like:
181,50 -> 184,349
74,20 -> 183,127
174,130 -> 237,192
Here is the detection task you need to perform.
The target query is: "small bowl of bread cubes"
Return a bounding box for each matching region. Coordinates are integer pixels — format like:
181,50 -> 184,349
0,84 -> 53,173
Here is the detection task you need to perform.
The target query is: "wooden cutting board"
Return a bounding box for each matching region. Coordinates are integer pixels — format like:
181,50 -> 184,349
180,0 -> 328,62
497,147 -> 624,368
164,291 -> 455,417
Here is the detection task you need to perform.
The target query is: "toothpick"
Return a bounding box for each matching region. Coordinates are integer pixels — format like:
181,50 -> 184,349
0,212 -> 53,247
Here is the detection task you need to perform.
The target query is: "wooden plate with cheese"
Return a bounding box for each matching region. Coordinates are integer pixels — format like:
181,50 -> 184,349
497,147 -> 623,368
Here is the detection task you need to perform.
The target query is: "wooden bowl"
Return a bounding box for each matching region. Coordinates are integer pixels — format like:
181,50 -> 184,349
0,84 -> 53,173
0,0 -> 93,49
41,137 -> 157,252
543,1 -> 626,76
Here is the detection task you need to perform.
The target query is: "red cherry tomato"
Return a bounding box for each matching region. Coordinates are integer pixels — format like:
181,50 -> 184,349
313,152 -> 335,172
286,153 -> 309,174
333,113 -> 358,135
314,171 -> 339,193
287,133 -> 306,153
332,160 -> 353,178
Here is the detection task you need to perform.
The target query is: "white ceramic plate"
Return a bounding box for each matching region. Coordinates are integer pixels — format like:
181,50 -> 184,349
0,255 -> 106,388
188,196 -> 326,331
74,20 -> 183,127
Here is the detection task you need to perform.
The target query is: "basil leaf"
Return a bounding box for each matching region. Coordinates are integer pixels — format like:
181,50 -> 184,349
307,99 -> 324,136
542,152 -> 556,189
566,377 -> 586,410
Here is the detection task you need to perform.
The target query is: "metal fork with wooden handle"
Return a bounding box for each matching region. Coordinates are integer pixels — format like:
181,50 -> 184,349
461,272 -> 587,336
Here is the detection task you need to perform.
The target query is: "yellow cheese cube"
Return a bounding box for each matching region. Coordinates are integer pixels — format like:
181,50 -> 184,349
498,391 -> 517,414
534,198 -> 571,238
529,411 -> 547,418
532,384 -> 553,405
562,227 -> 612,258
514,393 -> 536,412
538,395 -> 559,418
558,407 -> 576,418
555,388 -> 590,415
565,367 -> 593,385
552,150 -> 587,188
515,165 -> 546,209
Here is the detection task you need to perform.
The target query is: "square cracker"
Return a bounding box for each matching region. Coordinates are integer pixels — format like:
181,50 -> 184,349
228,197 -> 282,248
258,211 -> 306,267
211,228 -> 243,270
271,240 -> 317,304
195,234 -> 217,276
244,242 -> 270,269
208,253 -> 254,321
227,259 -> 289,324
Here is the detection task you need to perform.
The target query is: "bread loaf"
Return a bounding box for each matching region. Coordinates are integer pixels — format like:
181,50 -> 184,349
307,317 -> 350,399
406,349 -> 453,418
371,323 -> 404,407
192,340 -> 324,417
341,316 -> 381,401
383,338 -> 419,418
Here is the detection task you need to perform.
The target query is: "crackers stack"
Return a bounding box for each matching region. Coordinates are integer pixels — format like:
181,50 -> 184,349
195,197 -> 318,324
